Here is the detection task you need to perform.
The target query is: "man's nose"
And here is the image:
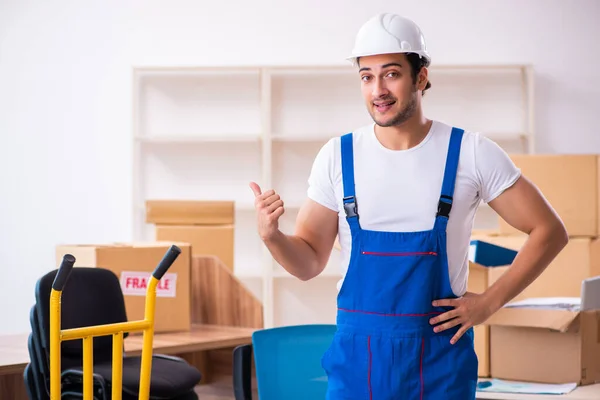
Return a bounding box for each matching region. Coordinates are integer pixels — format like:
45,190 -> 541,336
372,79 -> 389,98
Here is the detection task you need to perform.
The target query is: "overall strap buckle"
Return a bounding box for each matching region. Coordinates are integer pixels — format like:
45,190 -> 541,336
437,195 -> 453,218
343,196 -> 358,218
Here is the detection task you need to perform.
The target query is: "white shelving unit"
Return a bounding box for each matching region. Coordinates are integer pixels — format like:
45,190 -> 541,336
131,63 -> 535,328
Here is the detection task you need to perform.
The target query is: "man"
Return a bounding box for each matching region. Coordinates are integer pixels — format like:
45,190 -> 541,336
249,13 -> 568,400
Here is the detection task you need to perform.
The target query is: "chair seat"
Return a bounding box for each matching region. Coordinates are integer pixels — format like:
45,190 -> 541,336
233,324 -> 337,400
66,355 -> 201,399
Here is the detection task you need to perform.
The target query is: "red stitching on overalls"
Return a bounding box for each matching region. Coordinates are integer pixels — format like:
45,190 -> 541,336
367,336 -> 372,400
420,337 -> 425,400
338,308 -> 442,317
361,251 -> 438,256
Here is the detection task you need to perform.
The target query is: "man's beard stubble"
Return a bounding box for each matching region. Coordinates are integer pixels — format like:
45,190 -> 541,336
371,87 -> 418,128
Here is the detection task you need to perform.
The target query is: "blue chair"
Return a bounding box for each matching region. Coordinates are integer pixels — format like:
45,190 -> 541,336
233,324 -> 337,400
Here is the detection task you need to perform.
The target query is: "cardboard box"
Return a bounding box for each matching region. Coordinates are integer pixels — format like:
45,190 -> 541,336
55,242 -> 191,333
146,200 -> 235,272
499,154 -> 600,237
470,233 -> 600,301
156,225 -> 234,271
487,306 -> 600,385
468,240 -> 518,377
145,200 -> 234,225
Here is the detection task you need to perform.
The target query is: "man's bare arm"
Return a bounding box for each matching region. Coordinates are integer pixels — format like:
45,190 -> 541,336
264,198 -> 338,281
250,180 -> 339,281
482,175 -> 569,311
431,175 -> 569,343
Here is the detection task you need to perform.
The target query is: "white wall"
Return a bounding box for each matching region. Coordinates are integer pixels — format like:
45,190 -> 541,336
1,0 -> 599,335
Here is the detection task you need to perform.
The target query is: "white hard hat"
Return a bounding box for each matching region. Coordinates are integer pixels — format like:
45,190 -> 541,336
347,13 -> 431,66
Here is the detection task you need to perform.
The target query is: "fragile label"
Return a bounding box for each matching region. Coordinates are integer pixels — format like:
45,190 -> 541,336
120,271 -> 177,298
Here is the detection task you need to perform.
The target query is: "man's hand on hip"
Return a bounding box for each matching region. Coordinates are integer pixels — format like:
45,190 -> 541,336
429,292 -> 493,344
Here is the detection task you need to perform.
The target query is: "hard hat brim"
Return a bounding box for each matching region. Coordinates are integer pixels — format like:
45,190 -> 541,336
347,50 -> 431,67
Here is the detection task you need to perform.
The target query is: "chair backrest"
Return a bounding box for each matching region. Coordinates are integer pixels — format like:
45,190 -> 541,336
23,363 -> 37,400
26,334 -> 43,400
252,324 -> 336,400
34,267 -> 129,365
28,305 -> 50,399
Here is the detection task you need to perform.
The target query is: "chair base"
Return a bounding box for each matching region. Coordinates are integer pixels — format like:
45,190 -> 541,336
233,344 -> 253,400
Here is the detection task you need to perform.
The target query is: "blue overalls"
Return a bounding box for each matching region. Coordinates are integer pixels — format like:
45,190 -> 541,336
321,127 -> 478,399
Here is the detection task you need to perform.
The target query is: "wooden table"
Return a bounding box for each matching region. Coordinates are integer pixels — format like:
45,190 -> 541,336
0,324 -> 255,399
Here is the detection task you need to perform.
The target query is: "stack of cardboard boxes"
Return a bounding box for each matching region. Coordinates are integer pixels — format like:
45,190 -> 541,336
54,200 -> 236,335
55,242 -> 193,333
146,200 -> 235,272
468,155 -> 600,385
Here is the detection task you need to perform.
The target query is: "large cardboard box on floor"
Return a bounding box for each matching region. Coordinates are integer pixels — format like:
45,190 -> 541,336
487,305 -> 600,385
146,200 -> 235,272
467,239 -> 518,377
55,242 -> 191,333
499,154 -> 600,237
470,233 -> 600,301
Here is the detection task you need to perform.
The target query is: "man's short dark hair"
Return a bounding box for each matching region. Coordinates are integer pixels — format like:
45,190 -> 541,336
405,53 -> 431,94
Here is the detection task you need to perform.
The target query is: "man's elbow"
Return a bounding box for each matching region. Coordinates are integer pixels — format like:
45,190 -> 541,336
541,214 -> 569,251
555,222 -> 569,250
296,262 -> 326,281
295,268 -> 315,281
297,274 -> 315,282
295,254 -> 333,281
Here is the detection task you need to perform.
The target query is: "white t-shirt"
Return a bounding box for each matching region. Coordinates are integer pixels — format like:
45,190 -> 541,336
306,120 -> 521,296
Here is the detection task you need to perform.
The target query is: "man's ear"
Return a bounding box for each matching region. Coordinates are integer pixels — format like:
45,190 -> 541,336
418,68 -> 428,90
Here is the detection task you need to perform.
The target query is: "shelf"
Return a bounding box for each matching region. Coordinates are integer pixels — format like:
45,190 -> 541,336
135,134 -> 261,143
272,141 -> 323,203
134,66 -> 261,76
133,64 -> 530,74
135,70 -> 262,138
480,132 -> 528,140
236,203 -> 256,211
233,270 -> 264,279
133,63 -> 535,329
272,133 -> 335,142
273,278 -> 338,326
424,79 -> 525,138
138,141 -> 261,205
428,64 -> 529,72
270,71 -> 372,138
268,66 -> 354,76
133,131 -> 527,146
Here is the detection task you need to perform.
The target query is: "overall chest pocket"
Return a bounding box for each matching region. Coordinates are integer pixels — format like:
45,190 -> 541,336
355,247 -> 444,308
360,250 -> 438,257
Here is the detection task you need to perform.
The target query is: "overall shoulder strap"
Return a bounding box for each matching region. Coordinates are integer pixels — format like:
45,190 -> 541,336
340,133 -> 359,223
435,127 -> 465,229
